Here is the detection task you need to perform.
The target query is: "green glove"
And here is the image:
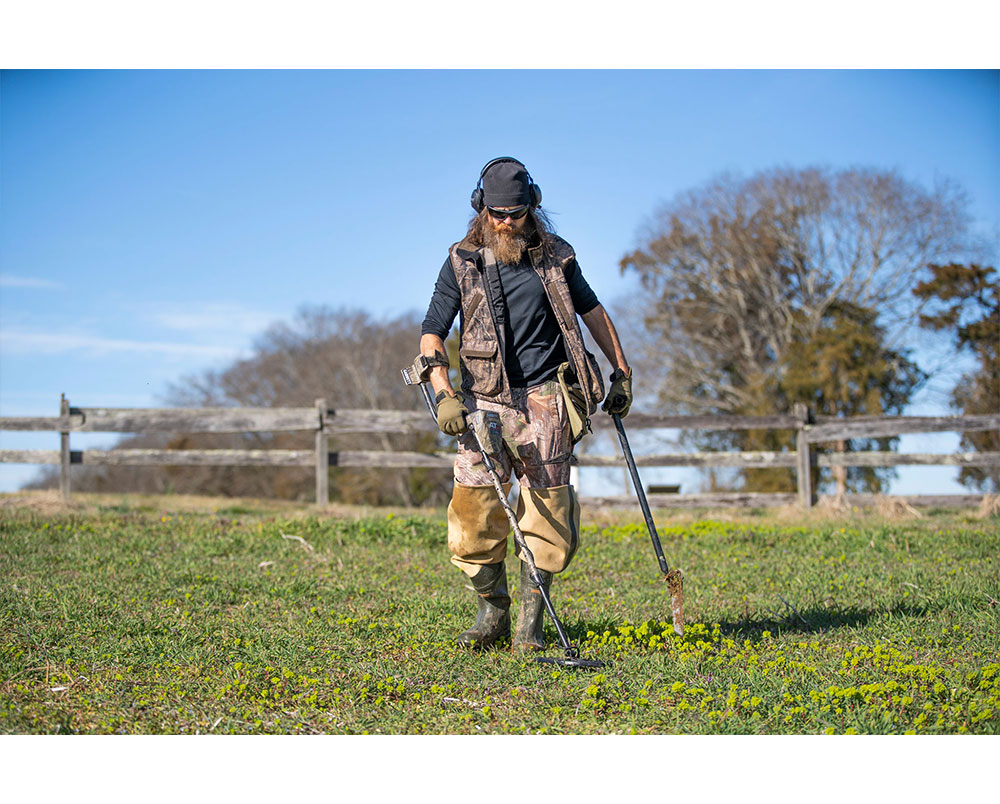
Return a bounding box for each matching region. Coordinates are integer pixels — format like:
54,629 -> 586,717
601,368 -> 633,417
436,390 -> 469,435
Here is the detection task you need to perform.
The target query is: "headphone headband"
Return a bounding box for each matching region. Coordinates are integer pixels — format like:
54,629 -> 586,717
478,156 -> 527,183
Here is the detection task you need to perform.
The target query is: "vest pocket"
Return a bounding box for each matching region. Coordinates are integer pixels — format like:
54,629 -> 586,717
460,342 -> 501,396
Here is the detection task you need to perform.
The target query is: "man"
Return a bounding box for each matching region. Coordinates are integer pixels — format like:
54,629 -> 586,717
419,156 -> 633,652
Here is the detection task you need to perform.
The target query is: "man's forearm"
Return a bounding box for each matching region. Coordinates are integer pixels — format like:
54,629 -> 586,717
580,304 -> 629,374
419,333 -> 456,397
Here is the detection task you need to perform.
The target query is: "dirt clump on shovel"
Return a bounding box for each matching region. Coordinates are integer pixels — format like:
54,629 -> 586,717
665,568 -> 685,636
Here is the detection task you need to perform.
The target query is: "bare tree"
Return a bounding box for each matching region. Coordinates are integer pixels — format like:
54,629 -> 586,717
619,166 -> 974,493
26,307 -> 452,504
165,306 -> 448,504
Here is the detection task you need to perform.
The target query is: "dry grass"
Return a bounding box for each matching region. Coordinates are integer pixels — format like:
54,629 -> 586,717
979,494 -> 1000,519
0,490 -> 440,521
4,490 -> 986,532
873,495 -> 925,520
0,490 -> 84,517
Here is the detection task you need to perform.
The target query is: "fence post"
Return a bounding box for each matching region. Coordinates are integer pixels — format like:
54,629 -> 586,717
794,403 -> 814,509
315,398 -> 329,506
59,393 -> 71,502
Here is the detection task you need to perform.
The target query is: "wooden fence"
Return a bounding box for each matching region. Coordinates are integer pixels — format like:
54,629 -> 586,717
2,395 -> 998,510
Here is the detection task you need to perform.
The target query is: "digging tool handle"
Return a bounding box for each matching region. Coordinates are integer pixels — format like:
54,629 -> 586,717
612,412 -> 670,576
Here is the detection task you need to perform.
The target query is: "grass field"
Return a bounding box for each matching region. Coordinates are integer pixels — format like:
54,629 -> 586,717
1,492 -> 998,735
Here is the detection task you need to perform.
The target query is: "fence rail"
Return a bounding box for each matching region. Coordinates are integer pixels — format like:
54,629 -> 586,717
2,395 -> 997,509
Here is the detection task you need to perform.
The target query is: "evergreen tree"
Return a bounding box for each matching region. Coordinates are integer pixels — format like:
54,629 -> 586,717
914,263 -> 999,491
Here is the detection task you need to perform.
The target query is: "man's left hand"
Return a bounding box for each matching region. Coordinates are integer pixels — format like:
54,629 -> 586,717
602,367 -> 633,417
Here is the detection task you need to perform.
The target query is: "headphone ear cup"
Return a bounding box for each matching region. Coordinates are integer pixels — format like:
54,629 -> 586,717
471,188 -> 485,213
530,183 -> 542,208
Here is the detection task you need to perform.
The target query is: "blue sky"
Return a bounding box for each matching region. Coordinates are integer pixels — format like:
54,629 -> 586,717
1,69 -> 998,494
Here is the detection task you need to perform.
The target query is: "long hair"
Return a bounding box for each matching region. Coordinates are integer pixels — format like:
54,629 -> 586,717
464,206 -> 559,254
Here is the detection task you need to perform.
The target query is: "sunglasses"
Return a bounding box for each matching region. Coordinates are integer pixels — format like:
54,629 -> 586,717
487,205 -> 530,221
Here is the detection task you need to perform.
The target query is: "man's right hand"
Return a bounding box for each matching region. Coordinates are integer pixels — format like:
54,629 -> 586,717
602,367 -> 633,417
436,391 -> 469,435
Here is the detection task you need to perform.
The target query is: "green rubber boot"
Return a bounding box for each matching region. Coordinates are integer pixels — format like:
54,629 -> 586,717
456,562 -> 511,650
513,561 -> 552,652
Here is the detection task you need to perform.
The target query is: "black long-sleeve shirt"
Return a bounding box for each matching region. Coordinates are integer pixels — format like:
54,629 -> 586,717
421,253 -> 600,387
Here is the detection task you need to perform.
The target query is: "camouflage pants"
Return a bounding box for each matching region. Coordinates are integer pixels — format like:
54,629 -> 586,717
448,380 -> 580,576
454,380 -> 572,488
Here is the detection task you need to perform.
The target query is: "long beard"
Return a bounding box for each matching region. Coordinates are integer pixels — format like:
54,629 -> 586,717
484,220 -> 529,264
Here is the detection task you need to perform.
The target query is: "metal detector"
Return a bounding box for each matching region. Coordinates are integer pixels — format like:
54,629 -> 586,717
402,357 -> 605,670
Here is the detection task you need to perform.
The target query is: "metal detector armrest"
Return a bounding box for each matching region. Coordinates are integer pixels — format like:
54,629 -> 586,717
401,355 -> 439,419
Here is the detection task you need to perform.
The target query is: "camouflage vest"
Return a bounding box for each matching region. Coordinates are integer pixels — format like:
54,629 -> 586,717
448,234 -> 605,413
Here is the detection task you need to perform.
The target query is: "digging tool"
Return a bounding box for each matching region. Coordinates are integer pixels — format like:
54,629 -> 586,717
402,356 -> 605,670
610,411 -> 686,636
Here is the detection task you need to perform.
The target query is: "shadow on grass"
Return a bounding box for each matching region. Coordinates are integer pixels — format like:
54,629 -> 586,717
713,601 -> 941,639
554,602 -> 943,645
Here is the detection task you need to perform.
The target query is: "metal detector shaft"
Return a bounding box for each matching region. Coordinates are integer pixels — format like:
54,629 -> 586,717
470,433 -> 579,658
612,412 -> 685,636
415,380 -> 437,419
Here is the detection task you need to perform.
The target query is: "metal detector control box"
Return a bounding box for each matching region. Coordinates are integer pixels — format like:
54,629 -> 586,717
468,410 -> 503,457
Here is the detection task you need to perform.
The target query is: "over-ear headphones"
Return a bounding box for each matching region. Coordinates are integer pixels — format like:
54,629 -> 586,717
470,156 -> 542,213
